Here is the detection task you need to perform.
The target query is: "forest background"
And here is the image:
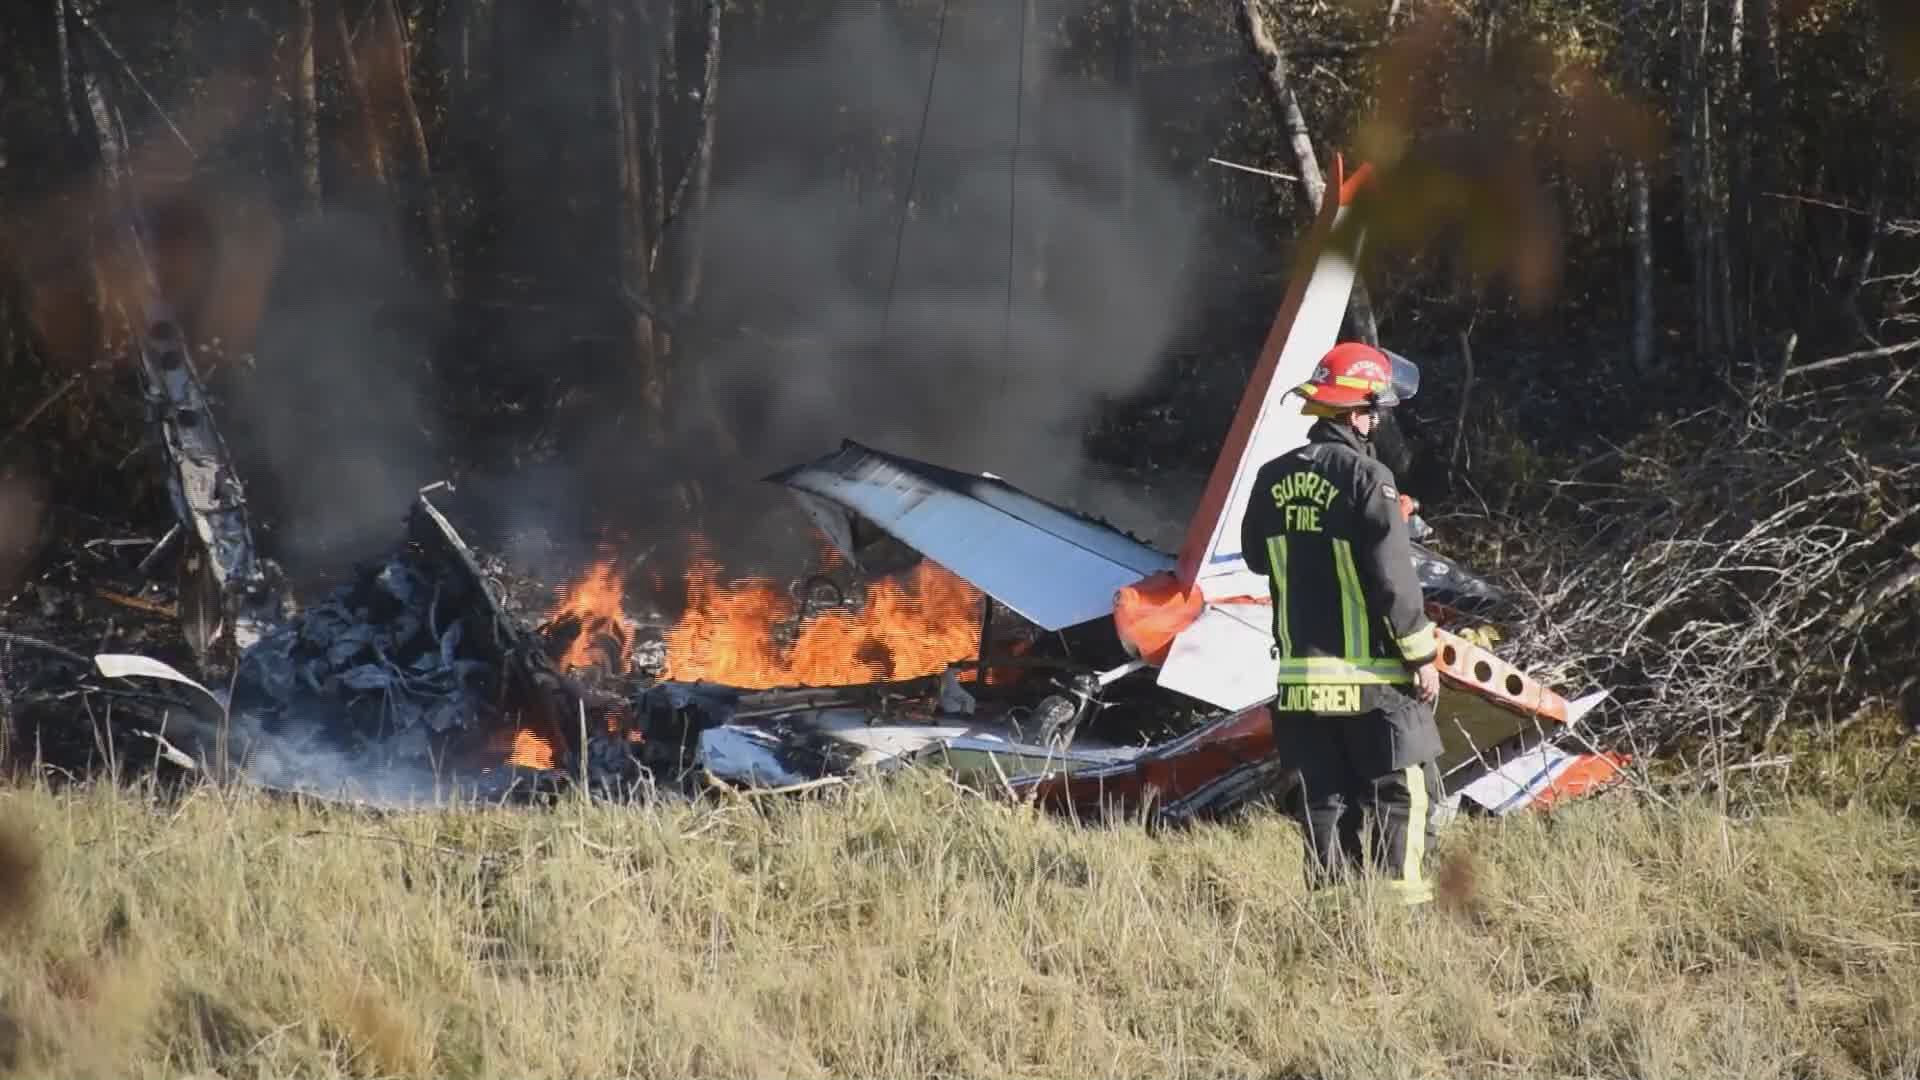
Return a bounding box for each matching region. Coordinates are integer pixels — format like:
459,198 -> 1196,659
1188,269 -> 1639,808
1,0 -> 1917,781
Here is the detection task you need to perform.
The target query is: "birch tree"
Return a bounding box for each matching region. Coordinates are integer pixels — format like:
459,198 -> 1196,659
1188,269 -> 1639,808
1236,0 -> 1380,346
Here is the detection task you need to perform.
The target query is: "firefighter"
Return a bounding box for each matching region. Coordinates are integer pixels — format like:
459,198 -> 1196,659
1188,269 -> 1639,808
1240,341 -> 1443,906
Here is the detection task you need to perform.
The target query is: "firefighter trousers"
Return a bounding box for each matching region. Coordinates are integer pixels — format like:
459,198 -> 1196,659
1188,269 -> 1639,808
1273,704 -> 1442,906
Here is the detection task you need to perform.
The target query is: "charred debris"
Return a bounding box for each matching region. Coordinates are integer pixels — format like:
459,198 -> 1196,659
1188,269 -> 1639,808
2,61 -> 1613,822
25,478 -> 1222,811
7,399 -> 1586,825
2,289 -> 1587,821
0,120 -> 1246,812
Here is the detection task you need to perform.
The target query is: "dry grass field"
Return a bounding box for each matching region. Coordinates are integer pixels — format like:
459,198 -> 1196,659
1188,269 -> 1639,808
0,770 -> 1916,1080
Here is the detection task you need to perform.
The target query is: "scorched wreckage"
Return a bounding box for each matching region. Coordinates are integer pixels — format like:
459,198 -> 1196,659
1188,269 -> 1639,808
86,156 -> 1624,822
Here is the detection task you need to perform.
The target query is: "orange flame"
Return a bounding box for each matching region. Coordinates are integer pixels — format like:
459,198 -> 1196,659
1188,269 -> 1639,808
505,729 -> 556,770
507,553 -> 633,772
531,532 -> 985,714
662,552 -> 983,689
541,555 -> 632,672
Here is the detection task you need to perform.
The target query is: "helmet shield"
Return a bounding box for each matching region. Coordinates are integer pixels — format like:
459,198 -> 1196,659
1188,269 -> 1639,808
1379,348 -> 1421,406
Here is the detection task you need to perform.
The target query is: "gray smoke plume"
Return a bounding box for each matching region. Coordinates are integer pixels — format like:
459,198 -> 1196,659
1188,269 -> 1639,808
210,0 -> 1207,584
683,1 -> 1199,524
231,203 -> 439,579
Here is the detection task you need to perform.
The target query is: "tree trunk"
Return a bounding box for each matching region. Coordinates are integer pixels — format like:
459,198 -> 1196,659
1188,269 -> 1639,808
1623,0 -> 1656,374
1629,156 -> 1655,373
324,0 -> 388,188
1116,0 -> 1135,217
76,40 -> 138,350
292,0 -> 323,218
441,0 -> 472,102
1724,0 -> 1747,365
373,0 -> 455,299
55,0 -> 78,136
673,0 -> 722,315
1676,0 -> 1710,358
1698,0 -> 1727,357
1235,0 -> 1379,345
1843,176 -> 1886,345
609,0 -> 666,440
648,0 -> 677,248
1238,0 -> 1322,210
678,0 -> 737,458
476,0 -> 515,289
54,0 -> 112,368
1745,0 -> 1781,336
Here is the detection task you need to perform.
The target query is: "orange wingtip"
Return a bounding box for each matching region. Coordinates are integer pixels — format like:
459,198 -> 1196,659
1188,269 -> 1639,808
1434,627 -> 1570,725
1113,571 -> 1205,666
1531,753 -> 1632,810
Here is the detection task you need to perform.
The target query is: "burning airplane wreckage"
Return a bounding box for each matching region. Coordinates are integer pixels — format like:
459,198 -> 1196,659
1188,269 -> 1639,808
86,157 -> 1625,822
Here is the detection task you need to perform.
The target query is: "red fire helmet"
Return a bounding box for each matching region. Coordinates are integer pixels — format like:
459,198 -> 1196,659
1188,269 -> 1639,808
1295,341 -> 1421,411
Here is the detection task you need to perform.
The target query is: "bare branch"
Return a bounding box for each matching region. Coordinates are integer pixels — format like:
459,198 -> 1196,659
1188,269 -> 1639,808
1460,373 -> 1920,773
1235,0 -> 1325,210
67,5 -> 197,157
1783,338 -> 1920,378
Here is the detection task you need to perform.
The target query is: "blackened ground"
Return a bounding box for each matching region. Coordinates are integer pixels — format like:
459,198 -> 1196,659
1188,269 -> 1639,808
0,506 -> 200,783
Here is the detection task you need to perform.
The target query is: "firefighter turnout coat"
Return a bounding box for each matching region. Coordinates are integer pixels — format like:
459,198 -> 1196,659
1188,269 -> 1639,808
1240,419 -> 1440,724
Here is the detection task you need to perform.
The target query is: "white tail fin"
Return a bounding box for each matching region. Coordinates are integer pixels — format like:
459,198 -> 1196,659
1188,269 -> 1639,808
1172,157 -> 1372,603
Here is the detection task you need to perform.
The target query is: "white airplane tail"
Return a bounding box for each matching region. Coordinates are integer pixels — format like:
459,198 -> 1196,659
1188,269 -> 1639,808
1172,155 -> 1373,602
1110,156 -> 1372,704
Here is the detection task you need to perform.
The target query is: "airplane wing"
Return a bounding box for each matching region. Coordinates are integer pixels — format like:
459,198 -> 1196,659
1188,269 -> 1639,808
765,440 -> 1172,631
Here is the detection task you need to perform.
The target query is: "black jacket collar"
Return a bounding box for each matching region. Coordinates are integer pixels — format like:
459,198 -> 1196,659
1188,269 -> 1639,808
1307,417 -> 1373,458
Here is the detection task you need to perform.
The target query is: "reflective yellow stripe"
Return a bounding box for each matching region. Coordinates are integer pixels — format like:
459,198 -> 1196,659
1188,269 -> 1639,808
1276,672 -> 1411,686
1329,374 -> 1388,391
1266,535 -> 1292,657
1394,622 -> 1437,663
1387,765 -> 1434,906
1275,657 -> 1412,674
1274,657 -> 1412,685
1332,539 -> 1369,661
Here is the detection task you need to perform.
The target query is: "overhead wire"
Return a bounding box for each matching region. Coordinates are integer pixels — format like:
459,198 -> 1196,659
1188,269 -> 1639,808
878,0 -> 954,343
1001,0 -> 1029,369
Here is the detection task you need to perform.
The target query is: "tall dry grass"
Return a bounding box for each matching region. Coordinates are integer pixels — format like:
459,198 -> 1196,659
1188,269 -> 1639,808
0,772 -> 1915,1079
